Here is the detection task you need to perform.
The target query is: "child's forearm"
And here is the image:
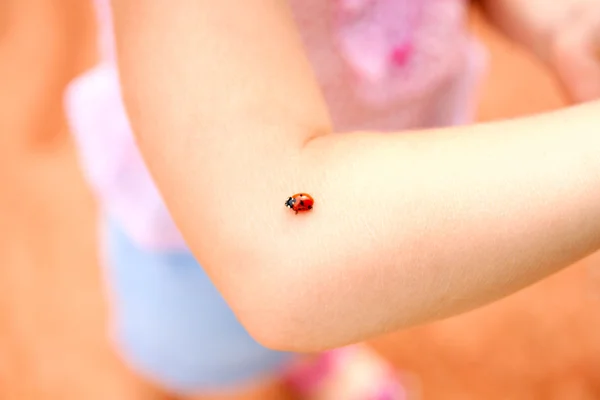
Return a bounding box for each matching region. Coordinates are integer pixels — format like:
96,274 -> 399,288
299,103 -> 600,350
113,0 -> 600,351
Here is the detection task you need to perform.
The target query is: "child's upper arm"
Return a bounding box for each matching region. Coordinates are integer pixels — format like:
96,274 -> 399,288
111,1 -> 331,249
111,0 -> 334,340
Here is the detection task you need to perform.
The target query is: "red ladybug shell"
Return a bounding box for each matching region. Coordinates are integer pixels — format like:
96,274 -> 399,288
285,193 -> 314,214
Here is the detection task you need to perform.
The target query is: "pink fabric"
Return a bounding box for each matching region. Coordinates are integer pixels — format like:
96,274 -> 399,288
336,0 -> 423,83
283,346 -> 408,399
65,0 -> 487,250
65,65 -> 186,250
334,0 -> 476,106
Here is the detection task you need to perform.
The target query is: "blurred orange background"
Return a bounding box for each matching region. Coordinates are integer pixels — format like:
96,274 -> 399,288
2,3 -> 600,399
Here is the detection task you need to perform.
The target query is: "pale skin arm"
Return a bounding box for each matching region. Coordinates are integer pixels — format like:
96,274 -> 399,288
479,0 -> 600,102
478,0 -> 567,61
112,0 -> 600,352
479,0 -> 595,62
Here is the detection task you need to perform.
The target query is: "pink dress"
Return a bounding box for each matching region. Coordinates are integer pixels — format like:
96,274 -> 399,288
65,0 -> 487,250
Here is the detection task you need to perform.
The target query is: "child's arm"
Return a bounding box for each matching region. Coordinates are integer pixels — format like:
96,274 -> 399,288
479,0 -> 600,101
112,0 -> 600,352
478,0 -> 571,61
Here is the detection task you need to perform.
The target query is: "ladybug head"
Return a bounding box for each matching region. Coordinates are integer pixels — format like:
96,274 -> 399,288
285,197 -> 295,208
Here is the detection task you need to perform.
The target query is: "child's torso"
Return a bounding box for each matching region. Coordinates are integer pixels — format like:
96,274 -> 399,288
66,0 -> 487,249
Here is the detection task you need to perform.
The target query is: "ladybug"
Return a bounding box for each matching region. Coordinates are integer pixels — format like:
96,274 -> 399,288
285,193 -> 314,214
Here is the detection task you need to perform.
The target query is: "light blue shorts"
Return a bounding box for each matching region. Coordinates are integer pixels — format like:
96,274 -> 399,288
101,217 -> 295,395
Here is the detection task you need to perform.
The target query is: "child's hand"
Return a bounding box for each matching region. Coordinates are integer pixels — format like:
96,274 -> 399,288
481,0 -> 600,103
548,1 -> 600,102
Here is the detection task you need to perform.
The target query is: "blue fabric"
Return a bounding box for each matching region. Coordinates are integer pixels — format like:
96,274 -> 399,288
101,217 -> 295,395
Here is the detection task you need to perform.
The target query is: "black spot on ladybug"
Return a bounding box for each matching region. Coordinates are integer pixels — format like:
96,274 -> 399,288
308,205 -> 312,210
300,200 -> 305,206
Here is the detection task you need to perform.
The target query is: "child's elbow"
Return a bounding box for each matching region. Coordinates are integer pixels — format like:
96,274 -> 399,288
227,260 -> 332,353
240,306 -> 331,353
195,225 -> 342,352
244,321 -> 312,353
